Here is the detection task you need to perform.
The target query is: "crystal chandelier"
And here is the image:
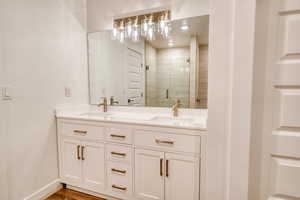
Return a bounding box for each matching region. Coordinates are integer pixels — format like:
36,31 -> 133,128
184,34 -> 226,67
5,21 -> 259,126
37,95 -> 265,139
112,10 -> 171,43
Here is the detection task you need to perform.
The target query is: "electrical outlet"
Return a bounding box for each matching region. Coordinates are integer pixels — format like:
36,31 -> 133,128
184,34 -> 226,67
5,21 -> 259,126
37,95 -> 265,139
65,87 -> 71,97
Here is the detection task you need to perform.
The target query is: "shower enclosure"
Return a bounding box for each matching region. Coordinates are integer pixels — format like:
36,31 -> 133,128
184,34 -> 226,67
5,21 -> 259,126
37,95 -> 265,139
145,45 -> 191,108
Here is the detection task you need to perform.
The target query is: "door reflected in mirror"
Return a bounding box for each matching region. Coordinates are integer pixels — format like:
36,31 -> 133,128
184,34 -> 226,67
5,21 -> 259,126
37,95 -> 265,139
88,15 -> 209,108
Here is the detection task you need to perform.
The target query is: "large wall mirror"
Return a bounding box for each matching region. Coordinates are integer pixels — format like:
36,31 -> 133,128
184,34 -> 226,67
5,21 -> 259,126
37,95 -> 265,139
88,15 -> 209,108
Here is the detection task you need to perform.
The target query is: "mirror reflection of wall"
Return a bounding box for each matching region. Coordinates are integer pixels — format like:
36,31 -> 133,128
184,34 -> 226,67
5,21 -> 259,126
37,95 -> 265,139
88,31 -> 146,106
88,15 -> 209,109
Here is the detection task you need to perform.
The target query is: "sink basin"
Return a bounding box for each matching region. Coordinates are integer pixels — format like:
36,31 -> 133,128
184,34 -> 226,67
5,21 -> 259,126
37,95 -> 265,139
109,112 -> 154,121
150,116 -> 194,123
79,112 -> 112,118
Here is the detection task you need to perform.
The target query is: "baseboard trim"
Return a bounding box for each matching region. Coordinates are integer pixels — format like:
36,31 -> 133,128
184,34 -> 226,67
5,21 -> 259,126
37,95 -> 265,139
67,185 -> 121,200
23,179 -> 62,200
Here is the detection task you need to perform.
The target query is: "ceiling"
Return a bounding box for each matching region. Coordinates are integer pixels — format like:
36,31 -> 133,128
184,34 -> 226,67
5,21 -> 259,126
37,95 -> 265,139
148,15 -> 209,49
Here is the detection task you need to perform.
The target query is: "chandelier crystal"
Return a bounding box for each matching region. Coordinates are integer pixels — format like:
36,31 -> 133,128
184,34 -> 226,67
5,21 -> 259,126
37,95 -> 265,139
112,10 -> 171,43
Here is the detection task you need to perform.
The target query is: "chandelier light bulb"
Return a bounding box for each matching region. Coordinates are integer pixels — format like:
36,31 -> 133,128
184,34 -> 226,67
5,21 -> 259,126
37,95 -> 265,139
163,23 -> 171,39
119,20 -> 125,43
126,19 -> 133,38
147,27 -> 155,41
159,15 -> 166,33
141,16 -> 149,36
112,22 -> 119,40
132,16 -> 140,42
147,14 -> 156,40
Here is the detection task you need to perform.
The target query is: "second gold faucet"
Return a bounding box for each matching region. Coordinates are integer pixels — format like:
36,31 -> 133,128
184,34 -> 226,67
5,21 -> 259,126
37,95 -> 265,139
172,99 -> 181,117
98,97 -> 108,112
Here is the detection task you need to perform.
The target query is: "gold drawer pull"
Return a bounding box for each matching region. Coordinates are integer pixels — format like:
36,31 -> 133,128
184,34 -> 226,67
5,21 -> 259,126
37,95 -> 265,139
160,158 -> 163,176
111,168 -> 127,174
77,145 -> 81,160
166,159 -> 169,177
112,184 -> 127,191
111,152 -> 126,157
81,146 -> 85,160
74,130 -> 87,135
110,134 -> 126,139
155,139 -> 174,145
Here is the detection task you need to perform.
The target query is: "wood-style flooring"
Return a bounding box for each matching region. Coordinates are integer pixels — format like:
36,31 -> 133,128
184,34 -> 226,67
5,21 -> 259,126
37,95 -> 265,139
45,188 -> 106,200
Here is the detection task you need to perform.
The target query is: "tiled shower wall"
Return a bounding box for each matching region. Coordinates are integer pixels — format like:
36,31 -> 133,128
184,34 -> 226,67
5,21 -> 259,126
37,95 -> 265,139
156,47 -> 190,107
146,43 -> 208,108
145,43 -> 158,106
146,43 -> 191,107
197,45 -> 208,108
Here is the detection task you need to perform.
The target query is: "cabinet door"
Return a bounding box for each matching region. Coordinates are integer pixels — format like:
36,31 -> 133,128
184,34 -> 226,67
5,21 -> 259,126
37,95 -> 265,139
82,141 -> 105,192
165,153 -> 200,200
61,138 -> 82,186
135,149 -> 164,200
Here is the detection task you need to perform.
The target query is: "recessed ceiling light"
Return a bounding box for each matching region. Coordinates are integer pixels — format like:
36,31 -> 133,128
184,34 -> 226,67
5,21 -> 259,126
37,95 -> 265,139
181,21 -> 190,31
181,24 -> 189,31
168,42 -> 174,46
168,39 -> 174,46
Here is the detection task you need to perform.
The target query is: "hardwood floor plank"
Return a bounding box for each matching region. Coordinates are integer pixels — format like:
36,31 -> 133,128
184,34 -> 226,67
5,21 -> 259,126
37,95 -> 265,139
45,189 -> 106,200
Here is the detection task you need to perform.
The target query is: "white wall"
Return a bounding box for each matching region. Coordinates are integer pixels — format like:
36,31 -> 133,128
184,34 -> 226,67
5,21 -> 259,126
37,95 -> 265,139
207,0 -> 256,200
248,0 -> 269,199
87,0 -> 209,31
226,0 -> 256,199
0,0 -> 89,199
0,23 -> 9,200
88,31 -> 125,104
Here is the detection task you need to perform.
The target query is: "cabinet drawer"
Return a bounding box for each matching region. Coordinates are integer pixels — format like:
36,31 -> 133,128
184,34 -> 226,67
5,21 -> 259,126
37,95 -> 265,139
106,144 -> 133,164
107,162 -> 132,193
107,164 -> 133,196
134,130 -> 201,154
106,127 -> 133,144
60,122 -> 104,140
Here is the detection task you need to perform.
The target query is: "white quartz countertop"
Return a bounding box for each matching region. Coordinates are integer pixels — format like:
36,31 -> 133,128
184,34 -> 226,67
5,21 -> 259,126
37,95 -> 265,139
55,105 -> 207,131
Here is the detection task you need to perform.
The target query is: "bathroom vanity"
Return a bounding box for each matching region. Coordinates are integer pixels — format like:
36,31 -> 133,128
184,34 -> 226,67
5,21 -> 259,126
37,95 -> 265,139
56,14 -> 209,200
56,108 -> 207,200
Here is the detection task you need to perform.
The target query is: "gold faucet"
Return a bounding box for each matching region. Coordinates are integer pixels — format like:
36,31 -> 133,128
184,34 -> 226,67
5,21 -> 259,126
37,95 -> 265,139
98,97 -> 108,112
172,99 -> 181,117
110,96 -> 119,106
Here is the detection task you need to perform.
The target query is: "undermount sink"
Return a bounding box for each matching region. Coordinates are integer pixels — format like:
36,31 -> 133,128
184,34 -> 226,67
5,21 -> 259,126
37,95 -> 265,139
79,112 -> 154,121
78,112 -> 196,124
150,116 -> 194,123
109,112 -> 155,121
79,112 -> 112,118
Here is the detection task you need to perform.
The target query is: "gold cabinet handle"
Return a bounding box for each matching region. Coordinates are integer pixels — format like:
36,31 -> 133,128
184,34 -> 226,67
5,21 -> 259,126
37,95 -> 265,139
77,145 -> 81,160
155,139 -> 174,145
81,146 -> 85,160
112,184 -> 127,191
110,134 -> 126,139
166,159 -> 169,177
74,130 -> 87,135
111,168 -> 127,174
111,152 -> 126,157
160,158 -> 163,177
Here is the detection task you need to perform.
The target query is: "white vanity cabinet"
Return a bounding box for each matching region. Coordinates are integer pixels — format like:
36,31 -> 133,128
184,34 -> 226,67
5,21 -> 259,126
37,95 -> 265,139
135,150 -> 200,200
134,130 -> 201,200
164,153 -> 200,200
58,121 -> 106,193
57,118 -> 205,200
135,149 -> 165,200
60,138 -> 106,192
